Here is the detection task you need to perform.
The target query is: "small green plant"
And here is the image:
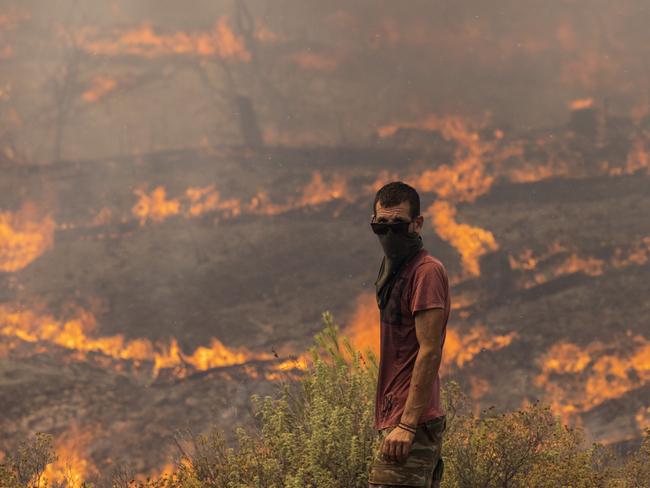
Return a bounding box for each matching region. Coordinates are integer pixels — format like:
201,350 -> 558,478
0,433 -> 58,488
619,428 -> 650,488
160,311 -> 380,488
442,402 -> 620,487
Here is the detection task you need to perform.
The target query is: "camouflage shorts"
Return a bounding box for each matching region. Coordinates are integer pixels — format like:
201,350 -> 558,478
368,416 -> 446,488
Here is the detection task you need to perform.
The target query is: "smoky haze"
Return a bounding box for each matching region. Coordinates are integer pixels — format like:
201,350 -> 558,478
1,0 -> 650,484
1,0 -> 649,162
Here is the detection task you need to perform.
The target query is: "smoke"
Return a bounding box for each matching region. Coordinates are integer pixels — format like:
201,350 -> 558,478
2,0 -> 650,163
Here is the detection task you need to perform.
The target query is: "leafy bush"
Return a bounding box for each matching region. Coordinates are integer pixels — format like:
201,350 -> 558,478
0,433 -> 58,488
620,428 -> 650,488
164,311 -> 380,488
443,401 -> 617,487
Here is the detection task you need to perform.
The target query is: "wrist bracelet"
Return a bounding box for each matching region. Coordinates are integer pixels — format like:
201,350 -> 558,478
398,422 -> 416,434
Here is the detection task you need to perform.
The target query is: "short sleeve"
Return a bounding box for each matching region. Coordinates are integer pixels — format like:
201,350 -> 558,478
410,261 -> 448,314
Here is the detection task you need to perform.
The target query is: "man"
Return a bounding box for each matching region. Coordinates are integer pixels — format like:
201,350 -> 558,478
367,181 -> 450,488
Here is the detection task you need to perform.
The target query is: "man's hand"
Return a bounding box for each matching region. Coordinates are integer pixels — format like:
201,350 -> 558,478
381,426 -> 416,464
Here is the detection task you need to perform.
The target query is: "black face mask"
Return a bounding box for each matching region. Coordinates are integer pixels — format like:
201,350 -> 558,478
374,229 -> 423,309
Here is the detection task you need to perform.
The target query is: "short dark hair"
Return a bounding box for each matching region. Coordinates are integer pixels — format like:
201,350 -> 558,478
373,181 -> 420,219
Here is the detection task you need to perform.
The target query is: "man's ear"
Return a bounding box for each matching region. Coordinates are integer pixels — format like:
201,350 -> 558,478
415,215 -> 424,231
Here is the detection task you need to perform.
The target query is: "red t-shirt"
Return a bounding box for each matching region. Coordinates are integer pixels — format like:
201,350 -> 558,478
374,248 -> 451,430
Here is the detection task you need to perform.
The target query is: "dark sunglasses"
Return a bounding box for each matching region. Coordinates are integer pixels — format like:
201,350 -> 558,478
370,220 -> 412,235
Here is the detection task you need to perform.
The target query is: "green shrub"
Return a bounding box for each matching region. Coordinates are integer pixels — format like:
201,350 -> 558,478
164,311 -> 381,488
0,433 -> 58,488
442,402 -> 620,487
619,428 -> 650,488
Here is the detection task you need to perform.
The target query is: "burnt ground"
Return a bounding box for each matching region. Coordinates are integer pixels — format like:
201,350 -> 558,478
1,141 -> 649,478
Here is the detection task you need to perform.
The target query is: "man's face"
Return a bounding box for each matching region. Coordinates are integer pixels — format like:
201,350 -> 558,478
373,200 -> 424,234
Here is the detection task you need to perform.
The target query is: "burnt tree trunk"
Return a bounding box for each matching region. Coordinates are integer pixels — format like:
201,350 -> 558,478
234,95 -> 263,148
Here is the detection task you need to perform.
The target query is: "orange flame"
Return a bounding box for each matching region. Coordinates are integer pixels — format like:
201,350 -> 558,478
91,206 -> 113,226
508,248 -> 540,271
405,116 -> 497,203
442,326 -> 516,370
636,405 -> 650,433
427,200 -> 498,277
41,426 -> 98,488
569,98 -> 594,110
185,185 -> 241,218
0,305 -> 273,379
378,115 -> 498,202
0,8 -> 30,60
132,186 -> 181,225
612,237 -> 650,267
296,170 -> 350,207
0,206 -> 55,272
618,135 -> 650,176
132,171 -> 350,225
344,292 -> 380,355
535,334 -> 650,425
507,156 -> 571,183
378,108 -> 650,201
272,355 -> 310,372
265,353 -> 311,381
74,17 -> 250,61
248,171 -> 351,215
552,253 -> 604,277
82,75 -> 117,103
510,238 -> 649,288
134,462 -> 176,483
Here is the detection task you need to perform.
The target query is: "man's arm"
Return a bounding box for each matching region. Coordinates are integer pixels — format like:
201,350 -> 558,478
399,307 -> 445,427
381,308 -> 445,463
